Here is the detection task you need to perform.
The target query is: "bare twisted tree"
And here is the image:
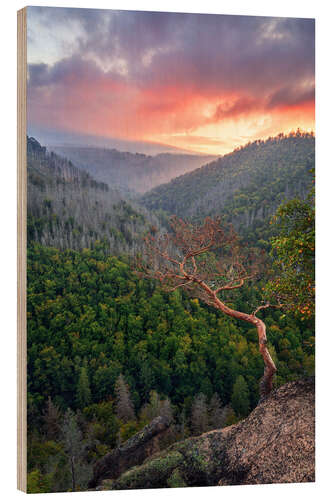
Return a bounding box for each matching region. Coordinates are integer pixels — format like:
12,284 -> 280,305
138,216 -> 282,399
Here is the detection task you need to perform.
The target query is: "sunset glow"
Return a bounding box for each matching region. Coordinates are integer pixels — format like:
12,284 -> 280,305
27,8 -> 315,155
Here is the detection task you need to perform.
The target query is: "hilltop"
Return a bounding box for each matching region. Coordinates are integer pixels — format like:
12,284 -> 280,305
141,132 -> 314,240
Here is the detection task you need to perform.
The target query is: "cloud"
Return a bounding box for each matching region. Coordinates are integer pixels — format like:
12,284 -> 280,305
267,84 -> 315,110
212,97 -> 259,122
27,7 -> 315,153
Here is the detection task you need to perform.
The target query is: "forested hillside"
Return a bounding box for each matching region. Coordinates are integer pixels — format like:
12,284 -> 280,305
51,145 -> 215,194
27,243 -> 314,492
27,137 -> 161,255
142,132 -> 314,241
27,242 -> 315,410
26,134 -> 315,493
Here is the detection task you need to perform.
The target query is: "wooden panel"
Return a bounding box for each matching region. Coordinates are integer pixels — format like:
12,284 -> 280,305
17,7 -> 27,493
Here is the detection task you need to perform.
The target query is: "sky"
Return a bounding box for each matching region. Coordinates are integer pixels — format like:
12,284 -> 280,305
27,7 -> 315,155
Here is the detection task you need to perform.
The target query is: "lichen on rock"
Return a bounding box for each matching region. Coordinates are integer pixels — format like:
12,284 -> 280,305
95,378 -> 314,490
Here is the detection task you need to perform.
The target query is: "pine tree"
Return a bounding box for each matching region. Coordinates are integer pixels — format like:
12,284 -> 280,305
208,393 -> 227,430
231,375 -> 250,417
178,408 -> 188,440
139,390 -> 161,422
76,365 -> 91,409
160,397 -> 174,425
139,391 -> 174,424
61,409 -> 91,492
191,393 -> 209,436
43,396 -> 61,440
114,374 -> 135,423
62,409 -> 82,492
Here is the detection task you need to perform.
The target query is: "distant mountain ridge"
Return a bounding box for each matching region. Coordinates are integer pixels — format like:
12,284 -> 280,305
49,145 -> 216,194
27,127 -> 196,155
28,136 -> 109,191
27,137 -> 161,254
141,132 -> 314,239
27,133 -> 315,253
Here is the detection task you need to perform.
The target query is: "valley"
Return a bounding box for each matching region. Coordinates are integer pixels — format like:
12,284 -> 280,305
50,144 -> 216,194
26,132 -> 315,492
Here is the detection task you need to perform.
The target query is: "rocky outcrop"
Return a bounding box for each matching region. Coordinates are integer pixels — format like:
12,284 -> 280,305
97,378 -> 314,490
88,415 -> 172,488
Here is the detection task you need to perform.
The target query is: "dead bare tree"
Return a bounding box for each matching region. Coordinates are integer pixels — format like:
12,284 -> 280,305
138,216 -> 282,399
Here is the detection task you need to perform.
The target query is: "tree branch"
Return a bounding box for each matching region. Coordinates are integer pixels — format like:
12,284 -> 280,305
252,302 -> 284,317
169,281 -> 193,291
215,279 -> 245,294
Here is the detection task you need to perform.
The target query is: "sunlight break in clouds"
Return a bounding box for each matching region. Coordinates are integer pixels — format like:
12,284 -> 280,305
27,7 -> 315,155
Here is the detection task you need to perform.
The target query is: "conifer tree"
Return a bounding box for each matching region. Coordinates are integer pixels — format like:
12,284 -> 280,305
62,409 -> 82,492
140,391 -> 174,424
76,365 -> 91,409
61,409 -> 91,492
179,408 -> 188,440
43,396 -> 61,440
114,374 -> 135,423
139,390 -> 161,422
160,397 -> 174,425
231,375 -> 250,417
208,393 -> 227,430
191,393 -> 209,435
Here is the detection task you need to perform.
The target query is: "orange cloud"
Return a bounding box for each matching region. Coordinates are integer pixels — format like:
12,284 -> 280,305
28,36 -> 314,155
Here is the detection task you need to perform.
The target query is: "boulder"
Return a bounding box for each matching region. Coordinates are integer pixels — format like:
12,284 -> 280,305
98,378 -> 314,490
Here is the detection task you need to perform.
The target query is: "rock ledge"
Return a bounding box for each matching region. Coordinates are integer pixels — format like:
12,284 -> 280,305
98,378 -> 315,490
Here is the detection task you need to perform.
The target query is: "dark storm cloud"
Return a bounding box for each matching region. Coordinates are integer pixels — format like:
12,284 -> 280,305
28,8 -> 314,99
267,84 -> 315,110
28,56 -> 108,87
77,12 -> 314,97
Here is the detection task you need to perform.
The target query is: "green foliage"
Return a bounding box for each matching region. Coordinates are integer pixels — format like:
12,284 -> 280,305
231,375 -> 250,417
167,468 -> 187,488
142,133 -> 314,244
27,438 -> 63,473
266,186 -> 315,320
83,400 -> 119,448
139,390 -> 173,424
120,420 -> 143,442
27,243 -> 314,423
76,363 -> 92,408
27,469 -> 53,493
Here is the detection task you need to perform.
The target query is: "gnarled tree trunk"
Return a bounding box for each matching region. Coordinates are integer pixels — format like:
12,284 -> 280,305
88,415 -> 171,489
213,296 -> 276,399
196,279 -> 276,399
142,216 -> 278,400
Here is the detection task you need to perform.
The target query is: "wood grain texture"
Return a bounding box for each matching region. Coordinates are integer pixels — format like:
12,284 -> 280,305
17,7 -> 27,493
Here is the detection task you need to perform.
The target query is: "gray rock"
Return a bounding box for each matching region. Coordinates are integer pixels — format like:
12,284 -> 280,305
99,378 -> 314,490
